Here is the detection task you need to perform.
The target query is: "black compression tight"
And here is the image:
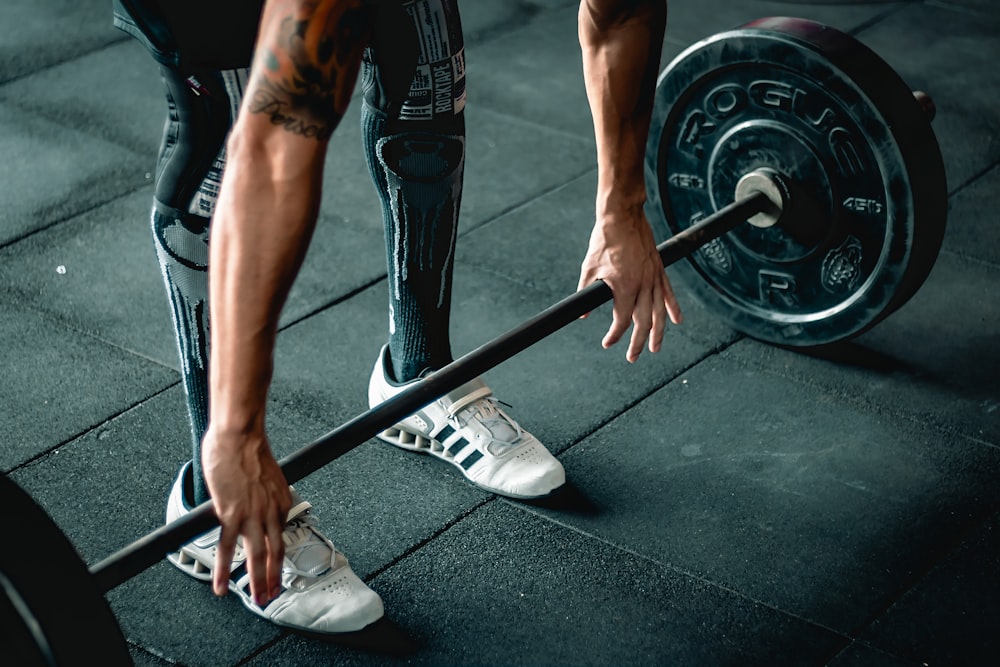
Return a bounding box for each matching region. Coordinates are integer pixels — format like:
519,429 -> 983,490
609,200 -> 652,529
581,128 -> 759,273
150,1 -> 468,504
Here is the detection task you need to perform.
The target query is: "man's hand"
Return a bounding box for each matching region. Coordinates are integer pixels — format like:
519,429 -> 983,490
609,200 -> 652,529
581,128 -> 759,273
201,426 -> 292,605
578,0 -> 672,360
578,206 -> 681,362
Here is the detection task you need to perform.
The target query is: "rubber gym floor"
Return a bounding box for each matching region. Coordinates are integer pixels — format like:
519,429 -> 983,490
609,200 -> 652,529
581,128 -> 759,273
2,1 -> 998,665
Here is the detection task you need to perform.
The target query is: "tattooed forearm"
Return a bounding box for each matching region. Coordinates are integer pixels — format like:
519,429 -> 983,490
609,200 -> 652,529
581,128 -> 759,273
248,0 -> 370,140
248,78 -> 337,140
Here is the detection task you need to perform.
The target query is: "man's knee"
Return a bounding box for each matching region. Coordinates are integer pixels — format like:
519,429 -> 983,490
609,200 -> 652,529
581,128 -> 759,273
154,68 -> 236,212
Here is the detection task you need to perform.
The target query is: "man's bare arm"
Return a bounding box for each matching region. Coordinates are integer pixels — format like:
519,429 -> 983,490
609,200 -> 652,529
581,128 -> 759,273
577,0 -> 681,362
203,0 -> 369,604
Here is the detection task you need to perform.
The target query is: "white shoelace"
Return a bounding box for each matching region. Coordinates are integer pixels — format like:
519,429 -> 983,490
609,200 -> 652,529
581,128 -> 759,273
281,516 -> 334,580
454,397 -> 524,455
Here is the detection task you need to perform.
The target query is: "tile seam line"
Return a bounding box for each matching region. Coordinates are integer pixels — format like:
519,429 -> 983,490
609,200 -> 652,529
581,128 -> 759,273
1,297 -> 182,372
471,104 -> 598,145
4,381 -> 179,478
938,245 -> 999,271
838,1 -> 995,202
79,331 -> 178,371
233,635 -> 286,667
362,496 -> 495,583
275,275 -> 387,332
465,164 -> 597,234
925,0 -> 1000,17
459,3 -> 544,46
844,498 -> 1000,642
0,129 -> 591,257
511,492 -> 1000,664
844,2 -> 912,37
548,336 -> 744,459
947,159 -> 1000,199
660,3 -> 904,46
742,349 -> 997,449
0,182 -> 154,252
0,36 -> 131,87
506,494 -> 853,646
121,640 -> 183,667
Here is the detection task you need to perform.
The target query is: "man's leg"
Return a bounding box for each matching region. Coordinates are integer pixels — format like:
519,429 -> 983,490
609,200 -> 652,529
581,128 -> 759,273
363,0 -> 566,499
151,65 -> 383,634
151,67 -> 242,505
360,0 -> 466,383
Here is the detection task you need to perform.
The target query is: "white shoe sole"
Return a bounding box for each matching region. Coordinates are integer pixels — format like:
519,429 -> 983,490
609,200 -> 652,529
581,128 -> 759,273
377,424 -> 565,500
167,547 -> 213,582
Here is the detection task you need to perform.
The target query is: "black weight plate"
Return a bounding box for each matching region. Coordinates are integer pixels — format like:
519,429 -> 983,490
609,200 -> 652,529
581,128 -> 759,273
645,17 -> 947,347
0,474 -> 132,666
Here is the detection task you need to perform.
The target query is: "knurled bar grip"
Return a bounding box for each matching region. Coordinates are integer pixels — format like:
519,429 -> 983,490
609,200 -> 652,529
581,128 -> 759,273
89,191 -> 769,594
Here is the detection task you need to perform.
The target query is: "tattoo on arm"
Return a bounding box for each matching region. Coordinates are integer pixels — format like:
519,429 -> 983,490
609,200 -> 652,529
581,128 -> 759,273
248,0 -> 369,140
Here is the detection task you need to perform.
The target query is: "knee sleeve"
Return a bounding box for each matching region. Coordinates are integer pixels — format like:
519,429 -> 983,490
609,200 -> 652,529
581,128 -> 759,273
151,66 -> 246,504
155,67 -> 248,216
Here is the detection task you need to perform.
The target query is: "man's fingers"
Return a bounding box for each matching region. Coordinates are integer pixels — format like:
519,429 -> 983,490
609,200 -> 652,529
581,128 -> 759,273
626,328 -> 647,362
626,290 -> 653,363
242,521 -> 271,606
602,294 -> 634,350
585,253 -> 681,359
213,527 -> 237,597
265,510 -> 286,602
648,282 -> 667,354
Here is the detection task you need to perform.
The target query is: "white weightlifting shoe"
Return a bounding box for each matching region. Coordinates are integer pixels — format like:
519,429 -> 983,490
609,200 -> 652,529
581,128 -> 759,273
165,463 -> 384,635
368,345 -> 566,499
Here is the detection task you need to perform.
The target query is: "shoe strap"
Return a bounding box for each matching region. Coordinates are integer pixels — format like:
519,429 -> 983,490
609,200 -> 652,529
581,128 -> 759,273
446,384 -> 493,417
286,498 -> 313,523
286,486 -> 313,522
281,500 -> 337,581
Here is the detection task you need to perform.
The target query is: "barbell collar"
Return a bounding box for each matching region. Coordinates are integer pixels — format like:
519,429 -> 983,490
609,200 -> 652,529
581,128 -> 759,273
734,169 -> 788,228
89,189 -> 770,594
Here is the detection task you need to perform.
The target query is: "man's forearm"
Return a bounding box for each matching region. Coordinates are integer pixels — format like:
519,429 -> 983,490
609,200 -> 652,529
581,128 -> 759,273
208,0 -> 369,435
207,135 -> 324,435
578,0 -> 667,217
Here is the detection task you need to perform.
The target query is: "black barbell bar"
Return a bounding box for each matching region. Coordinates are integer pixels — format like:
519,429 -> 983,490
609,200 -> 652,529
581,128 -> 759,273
89,190 -> 772,594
